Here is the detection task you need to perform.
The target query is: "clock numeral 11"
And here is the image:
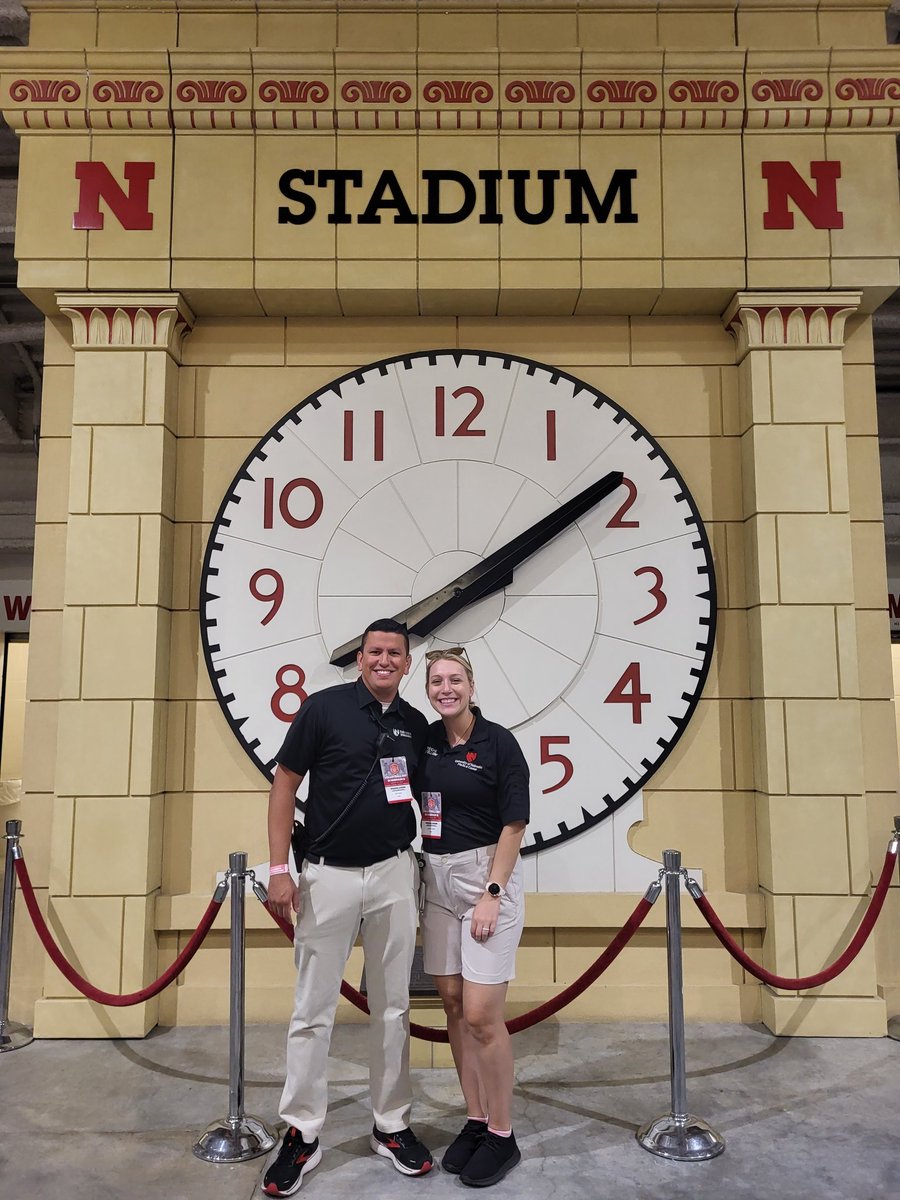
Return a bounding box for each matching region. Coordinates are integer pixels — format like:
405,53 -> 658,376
605,662 -> 651,723
343,409 -> 384,461
263,477 -> 324,529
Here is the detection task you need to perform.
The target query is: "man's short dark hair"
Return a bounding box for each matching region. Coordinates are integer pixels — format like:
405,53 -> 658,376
360,618 -> 410,655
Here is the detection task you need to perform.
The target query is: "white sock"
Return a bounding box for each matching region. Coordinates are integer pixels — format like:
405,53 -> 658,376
487,1127 -> 512,1137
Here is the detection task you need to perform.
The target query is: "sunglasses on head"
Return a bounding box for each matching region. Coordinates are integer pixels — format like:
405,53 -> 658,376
424,646 -> 470,663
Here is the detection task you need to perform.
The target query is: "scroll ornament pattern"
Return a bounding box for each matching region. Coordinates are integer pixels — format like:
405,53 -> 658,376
175,79 -> 247,104
422,80 -> 494,105
10,78 -> 80,102
92,79 -> 164,104
340,79 -> 412,104
587,80 -> 658,104
258,80 -> 329,104
751,78 -> 823,103
668,79 -> 740,104
504,79 -> 576,104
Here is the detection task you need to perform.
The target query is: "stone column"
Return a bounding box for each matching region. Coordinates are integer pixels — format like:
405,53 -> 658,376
723,291 -> 889,1036
33,294 -> 193,1037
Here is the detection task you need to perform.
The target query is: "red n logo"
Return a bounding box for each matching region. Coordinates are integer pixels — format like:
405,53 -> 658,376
761,161 -> 843,230
73,161 -> 155,230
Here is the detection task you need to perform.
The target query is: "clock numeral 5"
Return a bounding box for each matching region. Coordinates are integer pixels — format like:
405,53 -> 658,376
606,477 -> 639,528
435,385 -> 486,437
633,566 -> 667,625
605,662 -> 651,723
343,410 -> 384,461
271,664 -> 308,722
263,477 -> 324,529
540,735 -> 573,794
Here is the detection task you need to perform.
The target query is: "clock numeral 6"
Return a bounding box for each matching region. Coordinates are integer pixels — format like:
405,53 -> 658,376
633,566 -> 667,625
263,477 -> 324,529
540,735 -> 573,794
605,662 -> 651,723
435,385 -> 486,437
606,477 -> 639,528
249,568 -> 284,625
271,664 -> 308,722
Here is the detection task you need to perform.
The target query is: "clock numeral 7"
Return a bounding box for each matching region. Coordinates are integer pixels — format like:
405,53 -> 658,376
271,664 -> 308,722
605,662 -> 651,723
434,385 -> 486,437
263,477 -> 324,529
540,735 -> 573,794
249,568 -> 284,625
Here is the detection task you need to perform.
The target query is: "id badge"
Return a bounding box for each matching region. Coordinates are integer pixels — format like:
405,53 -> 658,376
421,792 -> 442,839
380,755 -> 414,804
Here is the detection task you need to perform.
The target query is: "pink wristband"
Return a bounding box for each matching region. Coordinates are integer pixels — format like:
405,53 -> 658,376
269,863 -> 290,875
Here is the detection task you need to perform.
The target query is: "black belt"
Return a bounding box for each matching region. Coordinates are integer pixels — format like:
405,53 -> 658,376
306,846 -> 409,869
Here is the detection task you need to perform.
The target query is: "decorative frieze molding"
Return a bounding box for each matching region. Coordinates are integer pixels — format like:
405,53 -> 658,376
722,291 -> 862,359
56,292 -> 195,355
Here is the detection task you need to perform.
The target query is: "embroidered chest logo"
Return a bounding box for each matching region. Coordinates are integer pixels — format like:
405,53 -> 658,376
466,751 -> 477,763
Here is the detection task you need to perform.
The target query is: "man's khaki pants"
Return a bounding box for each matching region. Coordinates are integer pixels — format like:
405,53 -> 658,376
279,849 -> 418,1141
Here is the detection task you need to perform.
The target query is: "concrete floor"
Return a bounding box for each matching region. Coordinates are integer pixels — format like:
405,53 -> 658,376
0,1021 -> 897,1200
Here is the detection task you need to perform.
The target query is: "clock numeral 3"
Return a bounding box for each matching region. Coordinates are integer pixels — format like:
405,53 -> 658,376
343,410 -> 384,461
605,662 -> 651,723
249,568 -> 284,625
540,735 -> 573,794
263,477 -> 324,529
606,477 -> 639,528
271,664 -> 308,722
633,566 -> 667,625
435,385 -> 486,437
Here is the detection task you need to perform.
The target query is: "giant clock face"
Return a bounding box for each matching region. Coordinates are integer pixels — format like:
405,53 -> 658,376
201,350 -> 716,854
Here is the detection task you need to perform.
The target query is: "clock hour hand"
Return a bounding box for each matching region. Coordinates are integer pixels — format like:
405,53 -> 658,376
329,469 -> 624,667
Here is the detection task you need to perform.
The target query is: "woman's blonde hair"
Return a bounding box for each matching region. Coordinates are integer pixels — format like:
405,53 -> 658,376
424,648 -> 474,687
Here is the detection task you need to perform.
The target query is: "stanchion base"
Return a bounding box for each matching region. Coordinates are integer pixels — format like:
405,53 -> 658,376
636,1112 -> 725,1162
888,1015 -> 900,1042
0,1020 -> 34,1052
192,1114 -> 276,1163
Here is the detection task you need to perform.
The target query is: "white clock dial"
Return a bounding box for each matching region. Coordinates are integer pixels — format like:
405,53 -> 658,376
201,350 -> 716,854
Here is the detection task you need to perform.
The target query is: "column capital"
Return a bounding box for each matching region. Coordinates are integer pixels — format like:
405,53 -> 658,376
722,291 -> 861,360
56,292 -> 195,357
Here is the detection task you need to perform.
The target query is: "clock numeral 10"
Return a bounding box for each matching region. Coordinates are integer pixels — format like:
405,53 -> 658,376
343,410 -> 384,461
540,735 -> 573,794
271,664 -> 308,722
263,477 -> 324,529
605,662 -> 651,723
249,568 -> 284,625
434,385 -> 486,437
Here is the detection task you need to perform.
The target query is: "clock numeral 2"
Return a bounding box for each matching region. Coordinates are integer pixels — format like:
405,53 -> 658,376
605,662 -> 651,724
540,735 -> 573,794
343,410 -> 384,461
435,385 -> 486,437
271,664 -> 308,722
249,568 -> 284,625
606,477 -> 639,528
634,566 -> 667,625
263,477 -> 324,529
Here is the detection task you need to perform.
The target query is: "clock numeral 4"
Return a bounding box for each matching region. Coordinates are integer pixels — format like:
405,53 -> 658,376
435,385 -> 486,437
633,566 -> 667,625
271,664 -> 308,722
263,477 -> 324,529
249,568 -> 284,625
606,477 -> 639,528
605,662 -> 651,723
540,735 -> 573,794
343,410 -> 384,461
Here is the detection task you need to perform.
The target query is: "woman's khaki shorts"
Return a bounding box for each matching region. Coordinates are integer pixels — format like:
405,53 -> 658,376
421,846 -> 524,985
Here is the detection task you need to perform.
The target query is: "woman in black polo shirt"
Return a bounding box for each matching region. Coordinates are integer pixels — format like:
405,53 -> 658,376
420,647 -> 529,1188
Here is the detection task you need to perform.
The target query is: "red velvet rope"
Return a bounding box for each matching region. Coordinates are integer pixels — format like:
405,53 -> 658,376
689,844 -> 899,991
14,856 -> 225,1008
263,893 -> 655,1043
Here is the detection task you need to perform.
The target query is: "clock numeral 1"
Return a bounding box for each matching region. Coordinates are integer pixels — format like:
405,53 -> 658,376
633,566 -> 667,625
546,410 -> 557,461
540,735 -> 573,794
605,662 -> 651,724
606,477 -> 639,528
271,664 -> 308,722
249,568 -> 284,625
435,385 -> 486,437
263,477 -> 324,529
343,409 -> 384,461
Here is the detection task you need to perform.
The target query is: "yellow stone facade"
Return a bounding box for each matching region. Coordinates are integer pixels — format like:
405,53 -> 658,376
2,0 -> 900,1044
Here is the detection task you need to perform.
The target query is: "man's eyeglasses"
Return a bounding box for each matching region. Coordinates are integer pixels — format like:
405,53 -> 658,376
424,646 -> 470,663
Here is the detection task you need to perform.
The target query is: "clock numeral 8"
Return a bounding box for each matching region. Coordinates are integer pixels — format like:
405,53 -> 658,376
434,385 -> 486,437
249,568 -> 284,625
263,477 -> 324,529
271,664 -> 308,722
540,735 -> 573,794
604,662 -> 651,723
606,477 -> 639,528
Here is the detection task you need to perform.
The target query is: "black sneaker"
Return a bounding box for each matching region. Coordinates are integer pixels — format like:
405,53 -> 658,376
460,1130 -> 521,1188
370,1124 -> 433,1175
262,1127 -> 322,1197
442,1119 -> 487,1174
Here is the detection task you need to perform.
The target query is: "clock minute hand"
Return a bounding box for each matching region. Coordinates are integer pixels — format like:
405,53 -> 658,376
329,469 -> 623,667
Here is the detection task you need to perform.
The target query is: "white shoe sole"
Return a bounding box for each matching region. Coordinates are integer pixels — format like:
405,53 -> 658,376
370,1135 -> 432,1175
262,1143 -> 322,1196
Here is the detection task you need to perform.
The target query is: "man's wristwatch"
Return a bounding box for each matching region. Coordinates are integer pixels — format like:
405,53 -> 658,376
486,882 -> 503,899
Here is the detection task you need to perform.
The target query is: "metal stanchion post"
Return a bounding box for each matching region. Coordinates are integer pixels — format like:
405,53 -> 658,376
886,817 -> 900,1043
636,849 -> 724,1161
193,852 -> 276,1163
0,819 -> 33,1052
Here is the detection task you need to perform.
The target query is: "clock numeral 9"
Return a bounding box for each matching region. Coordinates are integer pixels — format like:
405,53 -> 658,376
606,477 -> 639,528
540,735 -> 573,794
249,568 -> 284,625
435,385 -> 486,437
343,410 -> 384,461
633,566 -> 667,625
605,662 -> 651,723
271,664 -> 308,722
263,477 -> 324,529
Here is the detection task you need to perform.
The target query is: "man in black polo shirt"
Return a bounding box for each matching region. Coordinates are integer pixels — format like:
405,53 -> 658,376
262,619 -> 432,1197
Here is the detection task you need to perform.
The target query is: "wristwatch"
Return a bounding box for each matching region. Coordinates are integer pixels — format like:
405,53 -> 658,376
486,882 -> 503,899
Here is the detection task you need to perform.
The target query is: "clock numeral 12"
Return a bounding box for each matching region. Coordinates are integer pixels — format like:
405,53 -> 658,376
435,385 -> 486,437
605,662 -> 651,723
249,568 -> 284,625
271,664 -> 308,722
540,735 -> 573,793
263,477 -> 324,529
343,410 -> 384,461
